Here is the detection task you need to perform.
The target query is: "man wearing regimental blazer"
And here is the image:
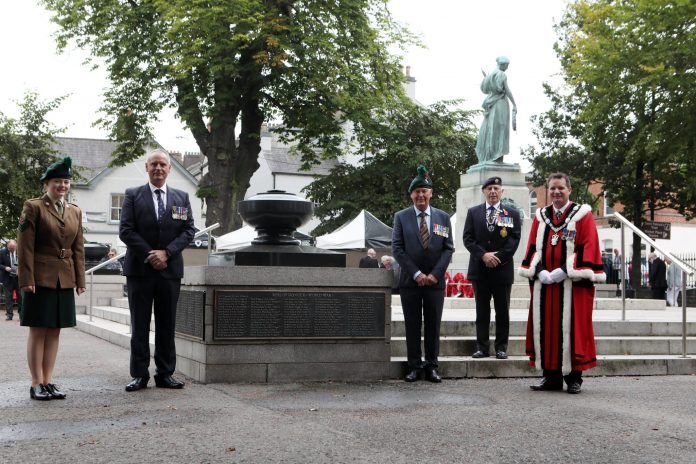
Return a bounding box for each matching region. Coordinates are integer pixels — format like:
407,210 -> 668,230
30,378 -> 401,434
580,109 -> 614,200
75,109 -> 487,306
119,149 -> 195,392
463,176 -> 521,360
392,165 -> 454,383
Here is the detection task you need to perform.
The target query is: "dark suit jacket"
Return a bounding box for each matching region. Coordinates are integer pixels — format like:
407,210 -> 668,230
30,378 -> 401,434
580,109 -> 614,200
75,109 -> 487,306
462,203 -> 521,285
358,256 -> 379,268
649,258 -> 667,289
392,206 -> 454,290
119,184 -> 195,279
0,248 -> 15,285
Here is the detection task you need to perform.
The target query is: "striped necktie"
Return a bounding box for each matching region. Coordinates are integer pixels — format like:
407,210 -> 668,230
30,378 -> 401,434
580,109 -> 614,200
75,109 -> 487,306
419,211 -> 429,249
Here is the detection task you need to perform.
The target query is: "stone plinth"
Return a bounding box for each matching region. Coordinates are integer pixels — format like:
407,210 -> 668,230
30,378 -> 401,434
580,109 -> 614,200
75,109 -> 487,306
174,265 -> 392,383
452,164 -> 532,280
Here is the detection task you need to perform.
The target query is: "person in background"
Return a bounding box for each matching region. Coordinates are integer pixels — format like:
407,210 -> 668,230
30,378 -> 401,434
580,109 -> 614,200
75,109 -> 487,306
17,156 -> 86,400
648,253 -> 667,300
98,247 -> 123,274
380,255 -> 400,294
359,248 -> 379,268
1,240 -> 21,321
665,258 -> 683,307
519,172 -> 605,394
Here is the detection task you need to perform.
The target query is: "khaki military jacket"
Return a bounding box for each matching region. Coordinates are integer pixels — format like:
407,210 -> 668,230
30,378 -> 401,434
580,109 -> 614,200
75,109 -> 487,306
17,194 -> 86,289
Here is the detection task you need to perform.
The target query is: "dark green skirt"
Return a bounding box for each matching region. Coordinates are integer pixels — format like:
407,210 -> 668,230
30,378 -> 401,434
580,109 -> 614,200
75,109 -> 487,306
20,286 -> 76,328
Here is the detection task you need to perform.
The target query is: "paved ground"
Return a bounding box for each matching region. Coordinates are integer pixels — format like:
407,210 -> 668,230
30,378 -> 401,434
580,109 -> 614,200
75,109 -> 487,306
1,317 -> 696,464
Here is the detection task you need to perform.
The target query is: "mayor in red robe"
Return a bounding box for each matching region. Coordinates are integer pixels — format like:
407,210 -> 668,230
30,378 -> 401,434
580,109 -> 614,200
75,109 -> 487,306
518,173 -> 605,394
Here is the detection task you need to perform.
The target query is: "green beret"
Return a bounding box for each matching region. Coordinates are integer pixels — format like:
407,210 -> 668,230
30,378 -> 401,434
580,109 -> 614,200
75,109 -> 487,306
408,165 -> 433,193
40,156 -> 73,182
482,176 -> 502,189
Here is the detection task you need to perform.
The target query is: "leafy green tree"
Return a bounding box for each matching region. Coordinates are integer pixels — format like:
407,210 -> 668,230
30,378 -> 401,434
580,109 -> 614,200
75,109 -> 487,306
42,0 -> 414,233
304,100 -> 477,236
524,0 -> 696,285
0,93 -> 62,239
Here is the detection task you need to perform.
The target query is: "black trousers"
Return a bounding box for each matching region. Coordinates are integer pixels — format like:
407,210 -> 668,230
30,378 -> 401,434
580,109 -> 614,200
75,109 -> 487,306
472,279 -> 511,352
127,276 -> 181,378
3,276 -> 21,317
400,287 -> 444,370
543,369 -> 582,385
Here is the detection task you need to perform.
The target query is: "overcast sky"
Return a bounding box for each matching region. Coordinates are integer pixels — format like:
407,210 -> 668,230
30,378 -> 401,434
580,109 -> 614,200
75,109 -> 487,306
0,0 -> 568,168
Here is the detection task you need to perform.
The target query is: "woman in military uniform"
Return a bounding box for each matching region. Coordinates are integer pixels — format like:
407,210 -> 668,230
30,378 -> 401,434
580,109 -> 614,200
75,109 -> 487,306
17,156 -> 86,400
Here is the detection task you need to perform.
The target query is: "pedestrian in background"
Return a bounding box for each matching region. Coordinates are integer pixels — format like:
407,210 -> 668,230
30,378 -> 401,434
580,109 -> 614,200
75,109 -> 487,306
1,240 -> 21,320
665,258 -> 683,307
17,156 -> 86,400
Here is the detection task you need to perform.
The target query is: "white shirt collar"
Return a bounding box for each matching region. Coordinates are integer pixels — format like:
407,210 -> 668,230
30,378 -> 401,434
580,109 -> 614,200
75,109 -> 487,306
413,205 -> 431,216
555,201 -> 570,215
149,183 -> 167,194
485,202 -> 501,210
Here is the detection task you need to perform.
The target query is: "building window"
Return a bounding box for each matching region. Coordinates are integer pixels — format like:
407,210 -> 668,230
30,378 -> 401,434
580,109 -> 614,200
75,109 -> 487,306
110,194 -> 125,222
603,191 -> 614,216
529,191 -> 538,216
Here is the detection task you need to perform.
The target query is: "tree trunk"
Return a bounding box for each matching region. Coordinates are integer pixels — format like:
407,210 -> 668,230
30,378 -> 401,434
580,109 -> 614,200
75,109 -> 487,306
199,100 -> 264,235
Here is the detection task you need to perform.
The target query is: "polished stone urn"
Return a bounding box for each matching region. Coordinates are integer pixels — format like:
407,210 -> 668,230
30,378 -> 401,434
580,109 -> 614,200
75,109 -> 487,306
238,190 -> 313,245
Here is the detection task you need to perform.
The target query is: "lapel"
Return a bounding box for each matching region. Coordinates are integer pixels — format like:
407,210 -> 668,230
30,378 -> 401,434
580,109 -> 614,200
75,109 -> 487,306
41,194 -> 64,224
139,184 -> 158,223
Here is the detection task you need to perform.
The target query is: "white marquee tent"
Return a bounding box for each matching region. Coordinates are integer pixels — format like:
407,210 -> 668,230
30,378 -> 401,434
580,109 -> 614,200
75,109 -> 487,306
315,210 -> 392,249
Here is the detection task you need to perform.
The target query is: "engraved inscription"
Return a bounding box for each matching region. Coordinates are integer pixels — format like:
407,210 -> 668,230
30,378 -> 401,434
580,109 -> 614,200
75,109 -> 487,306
214,290 -> 385,339
175,290 -> 205,339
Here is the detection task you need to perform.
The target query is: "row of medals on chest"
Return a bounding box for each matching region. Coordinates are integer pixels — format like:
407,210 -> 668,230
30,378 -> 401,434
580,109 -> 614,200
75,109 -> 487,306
486,208 -> 512,238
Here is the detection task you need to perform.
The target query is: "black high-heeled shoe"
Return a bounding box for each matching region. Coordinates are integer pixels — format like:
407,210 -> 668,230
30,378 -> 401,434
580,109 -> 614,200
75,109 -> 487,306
45,383 -> 67,399
30,384 -> 52,401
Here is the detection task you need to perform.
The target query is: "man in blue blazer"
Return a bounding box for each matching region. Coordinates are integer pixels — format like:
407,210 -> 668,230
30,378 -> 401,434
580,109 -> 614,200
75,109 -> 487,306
392,165 -> 454,383
119,149 -> 195,392
463,176 -> 521,359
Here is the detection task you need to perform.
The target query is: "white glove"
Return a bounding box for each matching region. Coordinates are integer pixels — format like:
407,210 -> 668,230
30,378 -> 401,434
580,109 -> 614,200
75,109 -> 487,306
550,268 -> 567,283
538,270 -> 553,285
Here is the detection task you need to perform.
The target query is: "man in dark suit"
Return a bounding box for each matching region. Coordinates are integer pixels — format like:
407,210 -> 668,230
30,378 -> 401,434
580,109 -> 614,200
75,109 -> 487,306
463,176 -> 521,359
392,165 -> 454,383
358,248 -> 379,268
1,240 -> 21,320
648,253 -> 667,300
119,149 -> 195,392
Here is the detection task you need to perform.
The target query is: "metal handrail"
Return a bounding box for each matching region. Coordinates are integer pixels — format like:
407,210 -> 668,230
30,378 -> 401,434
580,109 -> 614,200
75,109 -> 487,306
84,223 -> 220,322
611,212 -> 693,358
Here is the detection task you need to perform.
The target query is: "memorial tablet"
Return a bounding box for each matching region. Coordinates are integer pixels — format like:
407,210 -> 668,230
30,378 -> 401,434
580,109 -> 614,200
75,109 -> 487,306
175,290 -> 205,339
214,290 -> 385,339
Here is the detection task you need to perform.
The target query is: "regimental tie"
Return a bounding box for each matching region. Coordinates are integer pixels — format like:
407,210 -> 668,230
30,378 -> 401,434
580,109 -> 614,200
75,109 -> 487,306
155,189 -> 165,223
10,252 -> 16,267
419,211 -> 429,249
56,201 -> 64,217
555,210 -> 562,220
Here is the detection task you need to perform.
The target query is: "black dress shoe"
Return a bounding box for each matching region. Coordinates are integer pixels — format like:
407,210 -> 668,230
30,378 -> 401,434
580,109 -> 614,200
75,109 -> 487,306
566,382 -> 582,394
45,383 -> 66,399
530,377 -> 563,391
404,369 -> 420,382
30,384 -> 52,400
5,316 -> 12,321
472,350 -> 489,359
425,369 -> 442,383
125,377 -> 149,392
154,375 -> 184,389
496,350 -> 508,359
